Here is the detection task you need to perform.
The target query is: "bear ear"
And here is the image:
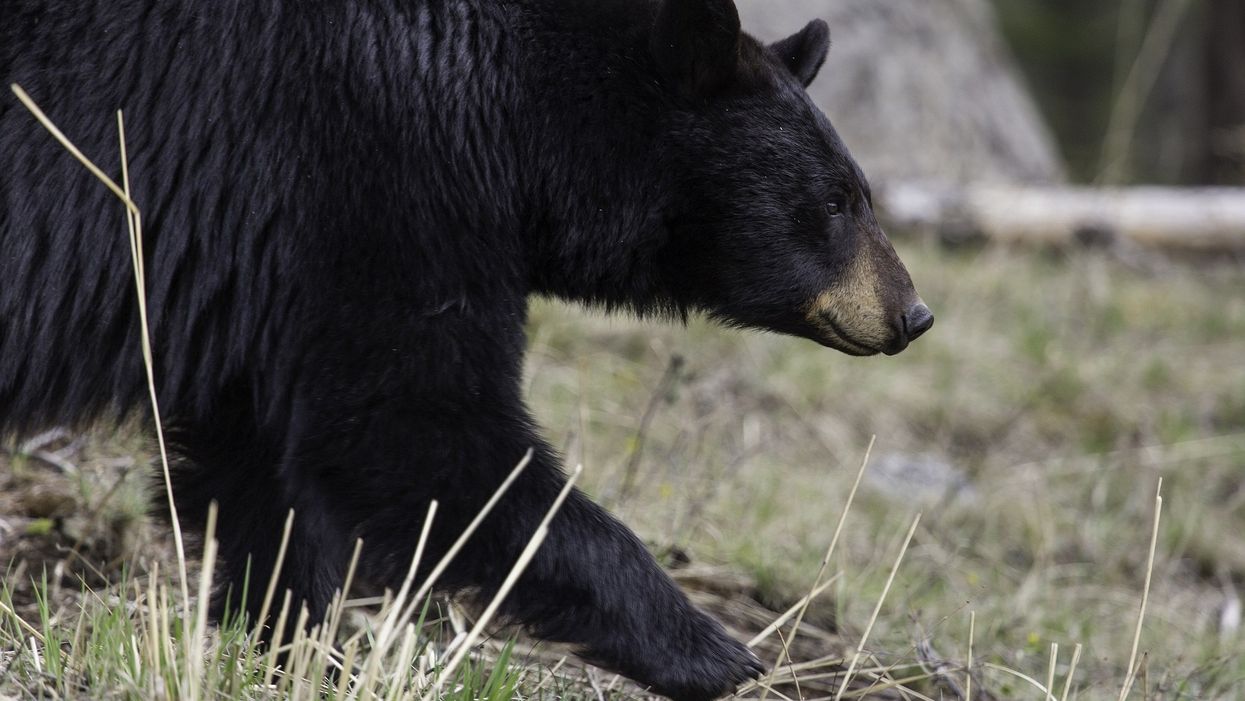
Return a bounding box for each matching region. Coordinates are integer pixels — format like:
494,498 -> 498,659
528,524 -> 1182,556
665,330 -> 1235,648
770,19 -> 830,87
651,0 -> 742,97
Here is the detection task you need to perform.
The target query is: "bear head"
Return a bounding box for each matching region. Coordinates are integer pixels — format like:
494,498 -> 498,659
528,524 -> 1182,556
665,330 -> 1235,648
653,0 -> 932,356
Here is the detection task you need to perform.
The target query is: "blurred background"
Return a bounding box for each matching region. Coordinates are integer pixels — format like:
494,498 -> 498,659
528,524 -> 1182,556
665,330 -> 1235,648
744,0 -> 1245,188
525,1 -> 1245,697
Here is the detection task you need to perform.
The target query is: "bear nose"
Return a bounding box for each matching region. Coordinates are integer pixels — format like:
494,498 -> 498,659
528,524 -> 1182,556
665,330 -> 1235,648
902,302 -> 934,343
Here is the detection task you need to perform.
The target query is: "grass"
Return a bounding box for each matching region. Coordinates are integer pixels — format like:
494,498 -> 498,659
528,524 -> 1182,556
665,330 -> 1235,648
0,444 -> 563,701
0,566 -> 528,701
523,241 -> 1245,698
4,242 -> 1243,699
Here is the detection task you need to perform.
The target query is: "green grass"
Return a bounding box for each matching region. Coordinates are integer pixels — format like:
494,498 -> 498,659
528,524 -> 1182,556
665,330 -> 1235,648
0,459 -> 557,701
525,242 -> 1245,698
0,570 -> 529,701
3,242 -> 1245,699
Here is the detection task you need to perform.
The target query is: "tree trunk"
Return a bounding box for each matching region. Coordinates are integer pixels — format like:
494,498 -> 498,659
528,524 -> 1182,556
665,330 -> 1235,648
737,0 -> 1065,185
1201,0 -> 1245,184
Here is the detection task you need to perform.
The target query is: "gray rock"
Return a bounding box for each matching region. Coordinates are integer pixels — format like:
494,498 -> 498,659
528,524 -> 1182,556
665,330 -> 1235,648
867,452 -> 975,505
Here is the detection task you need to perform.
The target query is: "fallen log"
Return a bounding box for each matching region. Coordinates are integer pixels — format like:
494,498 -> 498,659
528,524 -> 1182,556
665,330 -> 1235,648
878,182 -> 1245,253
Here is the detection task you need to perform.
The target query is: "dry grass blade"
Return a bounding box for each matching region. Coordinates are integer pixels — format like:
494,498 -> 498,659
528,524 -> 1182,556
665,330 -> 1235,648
406,448 -> 535,610
0,601 -> 46,644
187,501 -> 219,701
349,501 -> 439,700
1060,643 -> 1083,701
249,508 -> 297,670
116,108 -> 192,619
424,464 -> 583,698
10,88 -> 205,692
1045,643 -> 1058,701
982,662 -> 1059,697
758,436 -> 875,699
11,84 -> 193,614
337,640 -> 361,698
264,591 -> 294,690
966,610 -> 975,701
388,623 -> 420,701
316,538 -> 366,676
836,672 -> 939,699
340,448 -> 538,667
833,512 -> 921,701
9,85 -> 140,211
379,502 -> 438,647
747,575 -> 839,648
1118,478 -> 1163,701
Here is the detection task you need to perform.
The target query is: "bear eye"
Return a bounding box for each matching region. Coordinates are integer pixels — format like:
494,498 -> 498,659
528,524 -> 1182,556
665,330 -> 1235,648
825,199 -> 845,217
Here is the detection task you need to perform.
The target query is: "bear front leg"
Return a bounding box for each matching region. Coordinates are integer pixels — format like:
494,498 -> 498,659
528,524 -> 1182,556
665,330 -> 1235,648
342,413 -> 763,701
506,477 -> 766,701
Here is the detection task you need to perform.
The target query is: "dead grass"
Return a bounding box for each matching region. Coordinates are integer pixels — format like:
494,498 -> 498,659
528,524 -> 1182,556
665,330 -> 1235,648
524,241 -> 1245,699
5,244 -> 1243,700
4,244 -> 1243,701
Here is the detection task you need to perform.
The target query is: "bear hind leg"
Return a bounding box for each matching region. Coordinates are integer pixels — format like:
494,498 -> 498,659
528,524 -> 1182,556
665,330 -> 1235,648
168,421 -> 349,640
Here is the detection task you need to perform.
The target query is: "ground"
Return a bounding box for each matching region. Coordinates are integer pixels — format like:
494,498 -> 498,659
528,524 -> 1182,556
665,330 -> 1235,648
3,241 -> 1245,699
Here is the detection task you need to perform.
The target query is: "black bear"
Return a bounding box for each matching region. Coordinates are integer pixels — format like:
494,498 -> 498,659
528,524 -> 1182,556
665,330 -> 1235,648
1,0 -> 932,698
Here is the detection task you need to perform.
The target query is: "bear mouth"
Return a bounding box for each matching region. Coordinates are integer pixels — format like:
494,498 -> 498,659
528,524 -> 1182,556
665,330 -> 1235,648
814,313 -> 881,356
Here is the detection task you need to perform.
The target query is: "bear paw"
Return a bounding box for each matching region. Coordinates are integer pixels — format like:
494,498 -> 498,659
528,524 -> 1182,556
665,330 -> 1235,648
651,629 -> 764,701
599,611 -> 765,701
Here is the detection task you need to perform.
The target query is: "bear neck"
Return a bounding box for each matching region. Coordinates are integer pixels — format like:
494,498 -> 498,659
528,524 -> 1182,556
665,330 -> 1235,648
303,0 -> 686,317
508,0 -> 687,318
327,0 -> 685,317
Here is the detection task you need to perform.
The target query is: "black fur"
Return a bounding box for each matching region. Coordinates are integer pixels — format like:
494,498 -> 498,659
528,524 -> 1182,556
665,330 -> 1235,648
1,2 -> 902,699
771,20 -> 831,88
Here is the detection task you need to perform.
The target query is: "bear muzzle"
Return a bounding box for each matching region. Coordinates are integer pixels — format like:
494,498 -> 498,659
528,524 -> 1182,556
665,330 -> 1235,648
805,294 -> 933,356
881,300 -> 934,356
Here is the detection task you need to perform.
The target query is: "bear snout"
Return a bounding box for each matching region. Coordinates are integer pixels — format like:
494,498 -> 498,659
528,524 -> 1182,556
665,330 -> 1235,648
882,301 -> 934,355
